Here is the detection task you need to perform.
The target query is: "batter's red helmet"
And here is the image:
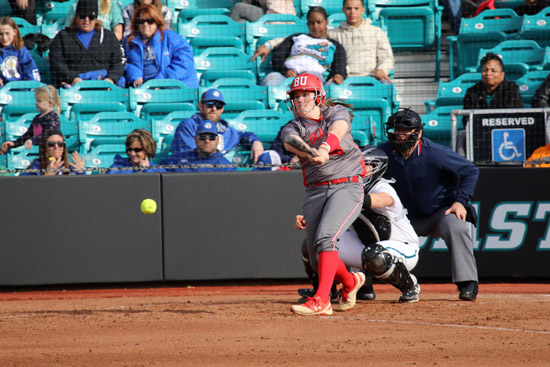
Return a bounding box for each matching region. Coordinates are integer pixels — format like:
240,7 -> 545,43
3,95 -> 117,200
287,73 -> 326,106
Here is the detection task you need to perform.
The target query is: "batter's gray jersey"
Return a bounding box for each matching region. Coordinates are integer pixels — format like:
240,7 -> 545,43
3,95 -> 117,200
280,104 -> 366,185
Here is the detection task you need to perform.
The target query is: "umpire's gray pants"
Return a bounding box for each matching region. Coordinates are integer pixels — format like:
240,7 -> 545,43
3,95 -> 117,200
410,207 -> 478,283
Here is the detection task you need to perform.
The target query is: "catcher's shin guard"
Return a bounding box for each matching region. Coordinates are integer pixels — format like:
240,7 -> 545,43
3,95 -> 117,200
361,244 -> 418,302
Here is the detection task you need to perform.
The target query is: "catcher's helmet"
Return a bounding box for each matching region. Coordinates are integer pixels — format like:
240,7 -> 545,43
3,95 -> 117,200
362,145 -> 388,193
287,73 -> 326,108
384,108 -> 424,153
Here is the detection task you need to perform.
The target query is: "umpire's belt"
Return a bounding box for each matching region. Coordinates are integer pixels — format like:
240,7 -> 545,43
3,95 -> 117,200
308,176 -> 360,188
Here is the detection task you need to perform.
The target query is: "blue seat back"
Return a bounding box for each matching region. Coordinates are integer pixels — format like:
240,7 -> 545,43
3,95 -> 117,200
194,47 -> 256,74
327,76 -> 399,112
378,7 -> 437,49
347,98 -> 392,145
421,105 -> 459,146
200,78 -> 268,107
227,109 -> 289,144
179,14 -> 245,40
515,70 -> 550,107
168,0 -> 233,21
84,143 -> 128,169
435,73 -> 480,107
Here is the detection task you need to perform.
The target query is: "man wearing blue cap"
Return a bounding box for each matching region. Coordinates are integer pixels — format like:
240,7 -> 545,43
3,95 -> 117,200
171,88 -> 265,163
163,119 -> 236,172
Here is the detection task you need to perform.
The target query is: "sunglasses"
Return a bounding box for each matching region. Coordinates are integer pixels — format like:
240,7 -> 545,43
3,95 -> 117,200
127,147 -> 144,153
47,141 -> 65,148
204,101 -> 224,109
77,14 -> 96,20
137,18 -> 156,25
197,133 -> 217,141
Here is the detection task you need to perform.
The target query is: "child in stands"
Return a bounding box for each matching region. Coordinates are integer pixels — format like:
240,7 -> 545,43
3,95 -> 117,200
0,85 -> 61,154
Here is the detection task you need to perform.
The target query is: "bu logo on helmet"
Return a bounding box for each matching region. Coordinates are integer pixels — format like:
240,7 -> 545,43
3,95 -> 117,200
293,75 -> 309,87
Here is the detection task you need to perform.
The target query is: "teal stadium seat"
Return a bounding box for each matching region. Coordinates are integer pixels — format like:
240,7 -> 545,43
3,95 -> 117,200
199,70 -> 256,87
152,110 -> 195,161
520,7 -> 550,48
301,0 -> 343,16
0,0 -> 13,17
12,17 -> 40,37
366,0 -> 443,80
84,143 -> 128,170
129,79 -> 198,121
421,105 -> 459,147
179,15 -> 246,54
227,109 -> 290,145
200,78 -> 268,119
468,40 -> 550,80
424,73 -> 480,112
167,0 -> 233,22
79,111 -> 151,152
267,76 -> 293,110
40,17 -> 65,40
448,9 -> 522,80
0,81 -> 46,123
327,76 -> 400,113
347,98 -> 392,145
245,14 -> 308,53
40,0 -> 76,25
29,50 -> 51,85
515,70 -> 550,107
194,47 -> 257,78
60,80 -> 130,121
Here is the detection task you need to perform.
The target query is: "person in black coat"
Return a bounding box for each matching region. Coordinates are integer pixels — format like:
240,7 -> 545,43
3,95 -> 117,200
532,73 -> 550,108
462,52 -> 524,128
49,0 -> 124,88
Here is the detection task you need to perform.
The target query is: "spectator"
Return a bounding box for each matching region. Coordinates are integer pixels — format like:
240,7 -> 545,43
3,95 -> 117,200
443,0 -> 463,34
65,0 -> 124,40
49,0 -> 124,88
516,0 -> 550,15
21,129 -> 85,176
123,0 -> 172,38
7,0 -> 37,26
532,73 -> 550,108
261,6 -> 347,86
0,16 -> 40,86
0,85 -> 60,155
460,52 -> 524,155
163,119 -> 236,173
379,109 -> 480,301
106,129 -> 165,174
171,88 -> 265,164
525,142 -> 550,167
122,4 -> 198,88
251,0 -> 394,83
229,0 -> 296,23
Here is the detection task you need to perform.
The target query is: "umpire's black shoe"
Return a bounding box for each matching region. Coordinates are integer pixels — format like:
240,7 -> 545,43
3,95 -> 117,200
457,281 -> 478,301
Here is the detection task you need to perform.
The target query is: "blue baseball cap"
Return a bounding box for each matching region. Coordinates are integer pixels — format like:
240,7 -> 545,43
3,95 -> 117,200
196,119 -> 218,135
201,89 -> 225,105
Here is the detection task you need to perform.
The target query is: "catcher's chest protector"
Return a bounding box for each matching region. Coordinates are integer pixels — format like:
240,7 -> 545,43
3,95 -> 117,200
352,208 -> 392,245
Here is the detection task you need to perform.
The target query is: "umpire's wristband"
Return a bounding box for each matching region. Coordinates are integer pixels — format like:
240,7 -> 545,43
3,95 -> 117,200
363,194 -> 372,209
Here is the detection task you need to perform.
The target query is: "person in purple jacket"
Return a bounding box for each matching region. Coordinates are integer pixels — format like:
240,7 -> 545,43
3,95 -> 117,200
379,109 -> 480,302
171,88 -> 265,164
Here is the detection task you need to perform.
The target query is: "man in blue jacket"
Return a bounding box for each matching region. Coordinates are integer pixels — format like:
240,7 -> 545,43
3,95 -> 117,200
378,109 -> 480,301
171,88 -> 265,164
163,119 -> 236,172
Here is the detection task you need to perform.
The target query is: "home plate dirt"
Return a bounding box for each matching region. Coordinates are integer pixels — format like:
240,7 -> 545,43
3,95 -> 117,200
1,282 -> 549,366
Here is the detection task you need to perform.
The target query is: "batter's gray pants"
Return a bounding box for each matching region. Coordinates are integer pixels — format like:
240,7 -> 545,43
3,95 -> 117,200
303,181 -> 364,272
410,207 -> 478,283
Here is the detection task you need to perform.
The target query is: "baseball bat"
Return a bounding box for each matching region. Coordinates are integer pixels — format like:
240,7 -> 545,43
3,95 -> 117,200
283,135 -> 318,157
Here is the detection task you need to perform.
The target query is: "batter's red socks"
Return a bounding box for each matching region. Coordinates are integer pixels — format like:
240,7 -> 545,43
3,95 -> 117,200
315,251 -> 339,301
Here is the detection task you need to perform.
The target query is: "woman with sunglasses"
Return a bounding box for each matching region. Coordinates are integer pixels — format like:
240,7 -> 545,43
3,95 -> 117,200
49,0 -> 124,88
106,129 -> 165,174
22,130 -> 85,176
122,4 -> 198,88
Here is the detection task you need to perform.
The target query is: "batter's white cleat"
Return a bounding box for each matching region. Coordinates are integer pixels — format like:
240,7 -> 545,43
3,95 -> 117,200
291,295 -> 333,316
338,272 -> 366,311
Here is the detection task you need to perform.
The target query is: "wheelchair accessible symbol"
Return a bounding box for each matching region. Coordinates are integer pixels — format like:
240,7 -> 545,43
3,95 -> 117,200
491,129 -> 525,162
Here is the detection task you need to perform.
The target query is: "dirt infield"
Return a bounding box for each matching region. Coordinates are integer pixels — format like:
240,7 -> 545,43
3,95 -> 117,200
1,282 -> 550,367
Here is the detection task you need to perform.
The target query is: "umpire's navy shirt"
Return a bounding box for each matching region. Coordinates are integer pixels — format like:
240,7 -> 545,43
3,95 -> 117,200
379,138 -> 479,218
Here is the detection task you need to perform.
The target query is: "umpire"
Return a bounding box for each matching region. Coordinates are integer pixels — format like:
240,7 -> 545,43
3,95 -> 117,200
379,109 -> 480,301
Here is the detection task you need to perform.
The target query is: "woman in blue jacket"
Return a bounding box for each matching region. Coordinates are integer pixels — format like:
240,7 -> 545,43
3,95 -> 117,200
0,16 -> 40,86
122,4 -> 198,88
106,129 -> 165,174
